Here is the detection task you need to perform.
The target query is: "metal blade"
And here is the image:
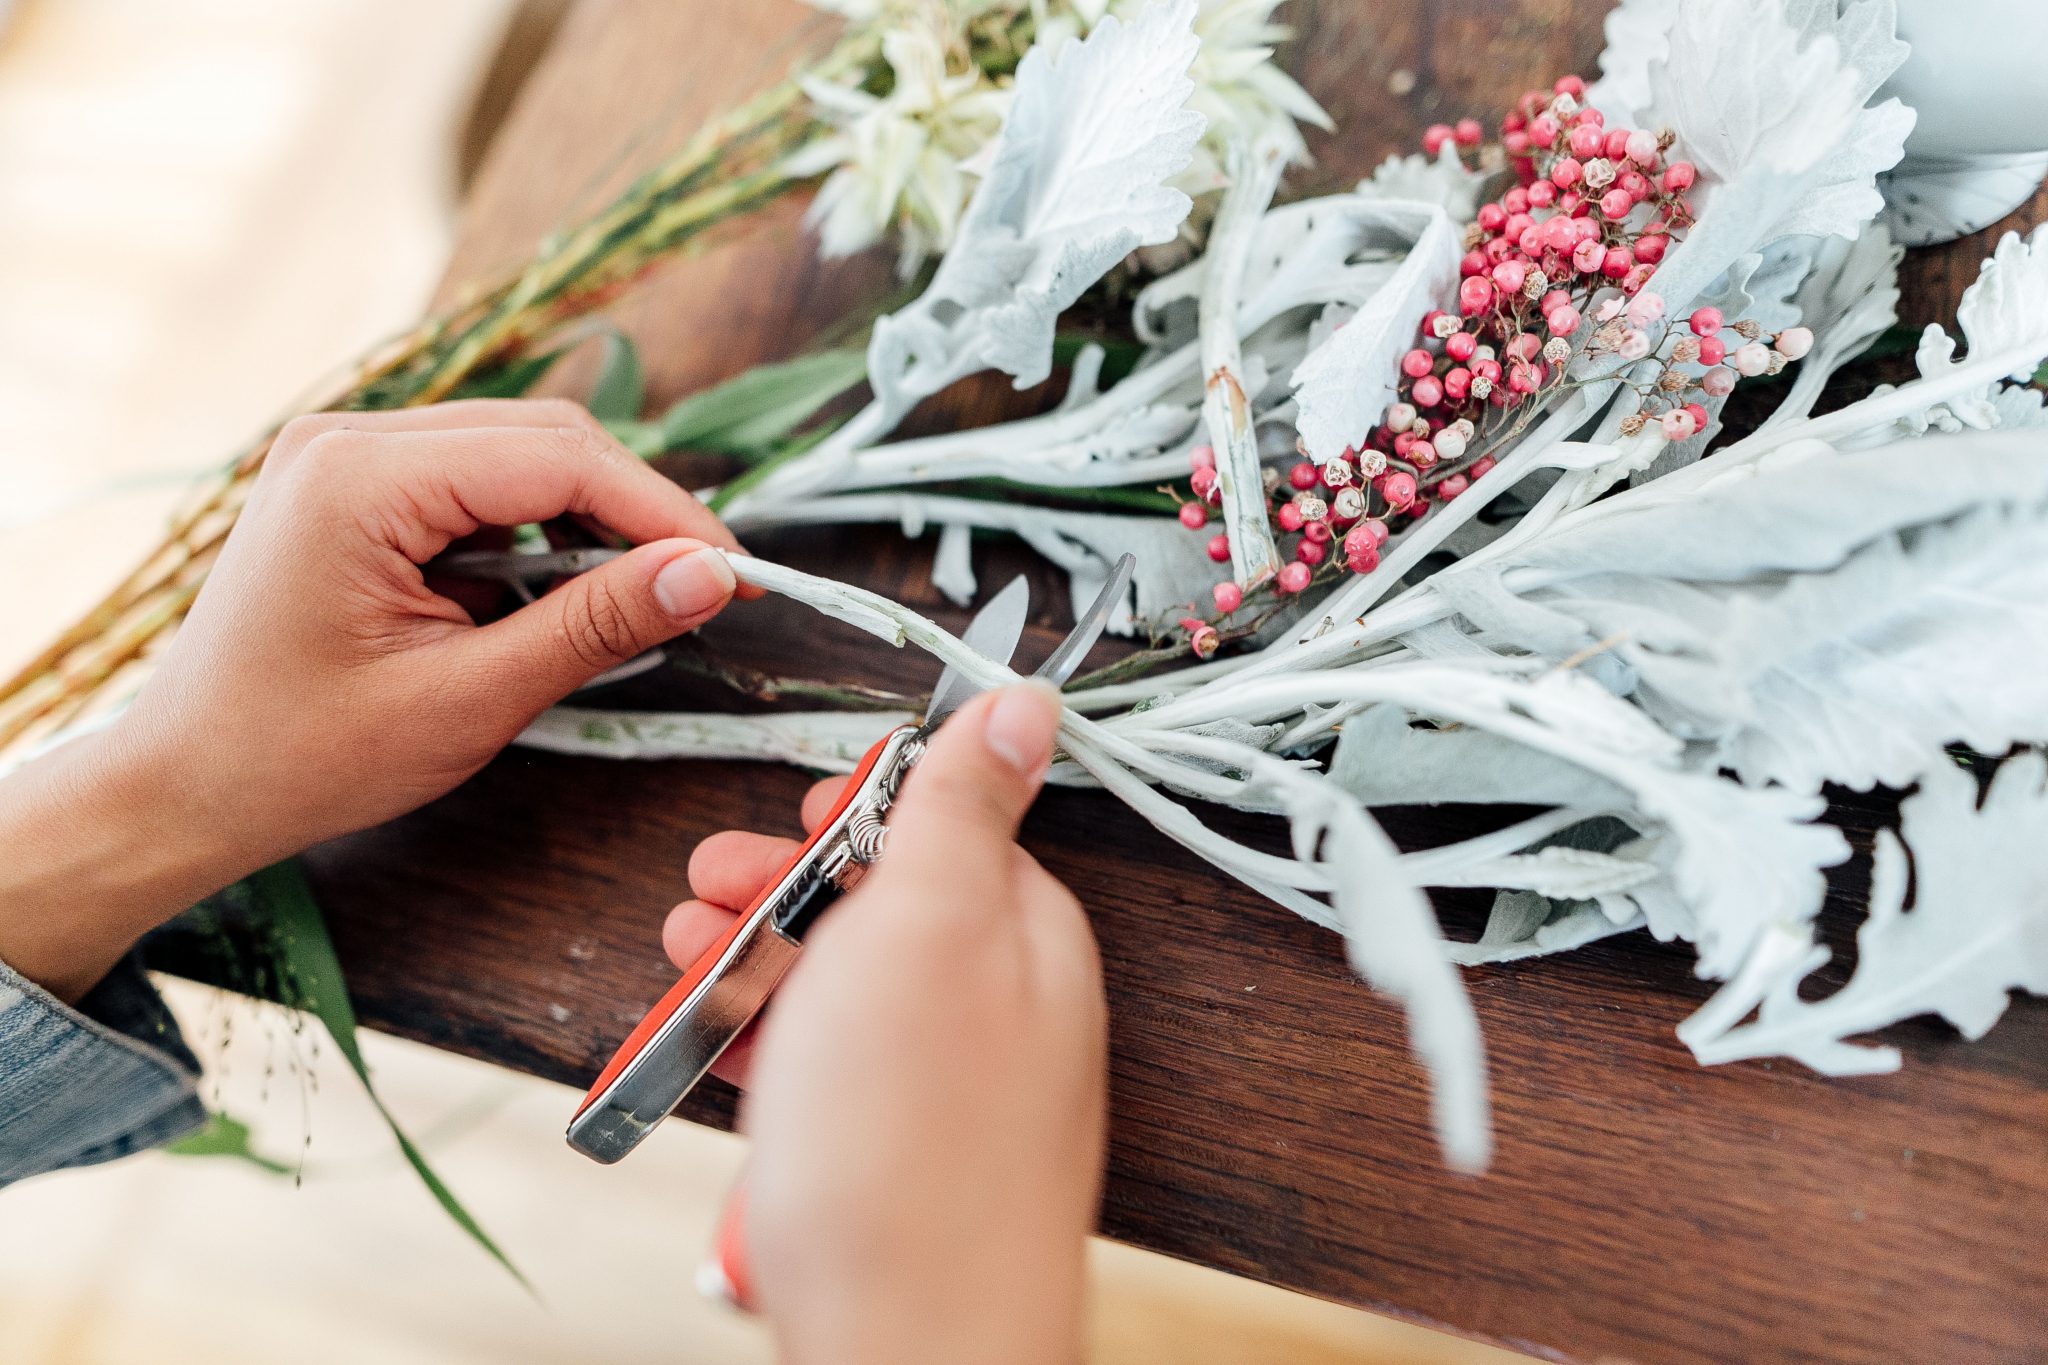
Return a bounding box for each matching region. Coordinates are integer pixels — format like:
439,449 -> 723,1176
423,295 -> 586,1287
926,574 -> 1031,723
1034,553 -> 1135,686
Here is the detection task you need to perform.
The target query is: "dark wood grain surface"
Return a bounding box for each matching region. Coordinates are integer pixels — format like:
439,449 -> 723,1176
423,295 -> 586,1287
264,3 -> 2048,1360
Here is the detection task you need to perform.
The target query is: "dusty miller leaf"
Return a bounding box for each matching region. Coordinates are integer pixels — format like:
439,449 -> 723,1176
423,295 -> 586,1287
1705,506 -> 2048,791
1639,0 -> 1912,311
1759,223 -> 1902,429
1456,430 -> 2048,794
1327,703 -> 1628,810
866,0 -> 1204,419
1289,200 -> 1462,462
1689,753 -> 2048,1073
1446,891 -> 1642,967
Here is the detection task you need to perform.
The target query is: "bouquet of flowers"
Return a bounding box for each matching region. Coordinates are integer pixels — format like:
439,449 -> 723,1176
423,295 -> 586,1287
9,0 -> 2046,1177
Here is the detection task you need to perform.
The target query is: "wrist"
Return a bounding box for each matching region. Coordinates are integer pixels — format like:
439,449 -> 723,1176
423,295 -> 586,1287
0,719 -> 250,1001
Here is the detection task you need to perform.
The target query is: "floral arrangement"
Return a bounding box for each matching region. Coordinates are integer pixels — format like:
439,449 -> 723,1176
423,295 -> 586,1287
8,0 -> 2047,1184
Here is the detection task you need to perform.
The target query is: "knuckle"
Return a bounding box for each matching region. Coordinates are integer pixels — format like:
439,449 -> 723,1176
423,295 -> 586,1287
550,416 -> 626,468
522,397 -> 590,430
269,414 -> 352,471
561,576 -> 642,669
296,427 -> 364,471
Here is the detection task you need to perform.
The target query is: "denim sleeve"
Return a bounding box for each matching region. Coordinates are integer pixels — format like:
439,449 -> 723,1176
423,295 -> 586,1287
0,953 -> 206,1186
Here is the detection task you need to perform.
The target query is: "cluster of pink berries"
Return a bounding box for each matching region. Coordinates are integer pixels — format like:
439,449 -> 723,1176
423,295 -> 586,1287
1169,76 -> 1814,659
1376,75 -> 1700,461
1178,442 -> 1400,622
1599,298 -> 1812,439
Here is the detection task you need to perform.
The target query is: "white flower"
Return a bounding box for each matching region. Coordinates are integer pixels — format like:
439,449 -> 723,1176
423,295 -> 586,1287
788,16 -> 1010,269
792,0 -> 1327,267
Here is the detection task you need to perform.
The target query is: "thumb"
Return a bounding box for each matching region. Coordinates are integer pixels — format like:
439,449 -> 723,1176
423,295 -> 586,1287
884,682 -> 1064,875
459,538 -> 735,710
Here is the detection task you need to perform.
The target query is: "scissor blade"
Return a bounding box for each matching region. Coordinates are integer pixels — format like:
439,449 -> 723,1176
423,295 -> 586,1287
926,574 -> 1031,724
1034,553 -> 1135,687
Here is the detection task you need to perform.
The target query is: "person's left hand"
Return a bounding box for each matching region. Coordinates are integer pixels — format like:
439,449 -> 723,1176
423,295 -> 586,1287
0,399 -> 747,1000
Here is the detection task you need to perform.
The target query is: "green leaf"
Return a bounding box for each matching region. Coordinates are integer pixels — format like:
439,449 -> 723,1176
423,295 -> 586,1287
946,478 -> 1181,515
449,346 -> 567,401
249,860 -> 531,1291
609,347 -> 869,460
584,330 -> 645,423
2032,357 -> 2047,388
1051,330 -> 1145,386
164,1111 -> 293,1176
704,418 -> 844,512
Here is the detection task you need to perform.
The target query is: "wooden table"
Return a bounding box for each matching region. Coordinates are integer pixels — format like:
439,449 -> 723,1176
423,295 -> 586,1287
264,3 -> 2048,1360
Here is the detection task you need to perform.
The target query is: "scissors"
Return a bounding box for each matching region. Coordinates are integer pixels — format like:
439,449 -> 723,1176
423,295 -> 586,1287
565,552 -> 1136,1164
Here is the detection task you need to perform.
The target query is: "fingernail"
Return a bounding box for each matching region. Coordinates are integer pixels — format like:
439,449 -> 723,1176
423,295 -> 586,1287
654,547 -> 736,620
984,681 -> 1062,777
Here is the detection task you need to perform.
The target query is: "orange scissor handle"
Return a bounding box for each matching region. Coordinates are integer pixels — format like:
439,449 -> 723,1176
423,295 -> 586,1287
567,729 -> 910,1159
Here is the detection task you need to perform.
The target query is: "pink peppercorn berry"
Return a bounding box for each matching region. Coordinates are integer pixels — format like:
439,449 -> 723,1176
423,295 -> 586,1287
1189,465 -> 1219,504
1289,461 -> 1320,490
1188,443 -> 1216,471
1276,502 -> 1304,533
1178,501 -> 1207,530
1688,306 -> 1722,337
1296,538 -> 1327,566
1212,581 -> 1243,613
1342,525 -> 1381,573
1276,562 -> 1313,594
1206,533 -> 1231,563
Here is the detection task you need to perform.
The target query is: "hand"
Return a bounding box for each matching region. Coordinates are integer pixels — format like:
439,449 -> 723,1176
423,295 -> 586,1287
0,399 -> 745,1001
667,685 -> 1106,1365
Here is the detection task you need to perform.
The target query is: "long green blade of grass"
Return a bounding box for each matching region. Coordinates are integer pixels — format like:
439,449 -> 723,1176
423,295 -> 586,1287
251,860 -> 531,1291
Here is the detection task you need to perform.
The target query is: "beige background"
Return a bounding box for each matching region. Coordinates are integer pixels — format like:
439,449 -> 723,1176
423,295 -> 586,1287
0,3 -> 1520,1360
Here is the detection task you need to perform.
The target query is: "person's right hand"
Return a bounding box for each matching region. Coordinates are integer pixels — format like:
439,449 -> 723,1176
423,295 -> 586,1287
666,684 -> 1107,1365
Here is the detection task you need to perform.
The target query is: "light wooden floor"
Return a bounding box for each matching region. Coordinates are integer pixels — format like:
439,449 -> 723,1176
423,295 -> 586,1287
0,4 -> 1524,1361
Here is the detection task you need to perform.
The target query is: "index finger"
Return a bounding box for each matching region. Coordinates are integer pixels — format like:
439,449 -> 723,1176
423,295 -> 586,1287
334,423 -> 743,562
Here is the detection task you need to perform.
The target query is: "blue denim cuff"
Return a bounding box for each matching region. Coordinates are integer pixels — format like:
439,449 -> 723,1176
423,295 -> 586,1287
0,952 -> 205,1185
